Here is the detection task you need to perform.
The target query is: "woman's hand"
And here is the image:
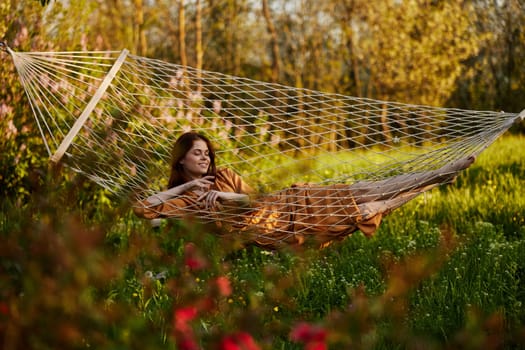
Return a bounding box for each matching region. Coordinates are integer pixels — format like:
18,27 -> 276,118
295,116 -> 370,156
184,176 -> 215,193
198,190 -> 221,209
197,190 -> 250,209
145,176 -> 215,205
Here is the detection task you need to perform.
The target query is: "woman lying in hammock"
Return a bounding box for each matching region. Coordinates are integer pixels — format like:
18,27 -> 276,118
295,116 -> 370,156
133,132 -> 475,249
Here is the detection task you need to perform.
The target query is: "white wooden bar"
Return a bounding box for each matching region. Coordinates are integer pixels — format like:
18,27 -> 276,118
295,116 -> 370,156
51,49 -> 129,163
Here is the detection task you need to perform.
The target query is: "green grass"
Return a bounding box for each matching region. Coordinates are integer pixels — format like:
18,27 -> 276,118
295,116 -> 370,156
1,134 -> 524,349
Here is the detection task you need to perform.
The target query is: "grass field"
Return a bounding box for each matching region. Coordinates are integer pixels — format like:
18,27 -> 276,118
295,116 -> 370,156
1,134 -> 524,349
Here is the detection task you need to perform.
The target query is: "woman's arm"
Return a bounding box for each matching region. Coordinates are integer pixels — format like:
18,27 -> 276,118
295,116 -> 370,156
197,190 -> 250,209
145,176 -> 216,205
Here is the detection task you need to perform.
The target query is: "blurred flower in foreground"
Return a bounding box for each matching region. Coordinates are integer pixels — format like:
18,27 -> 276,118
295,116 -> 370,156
290,322 -> 327,350
0,302 -> 9,316
174,307 -> 198,333
214,276 -> 232,297
219,332 -> 260,350
173,306 -> 199,350
184,242 -> 207,270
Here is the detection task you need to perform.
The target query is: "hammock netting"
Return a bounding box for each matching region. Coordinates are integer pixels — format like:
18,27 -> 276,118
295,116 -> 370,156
7,47 -> 523,248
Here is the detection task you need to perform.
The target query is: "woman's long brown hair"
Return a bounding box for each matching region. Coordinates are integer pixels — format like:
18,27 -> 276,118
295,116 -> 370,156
167,132 -> 217,188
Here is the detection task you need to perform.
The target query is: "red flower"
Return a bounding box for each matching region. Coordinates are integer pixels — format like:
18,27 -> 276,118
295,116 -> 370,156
219,332 -> 260,350
215,276 -> 232,297
174,306 -> 198,333
0,302 -> 8,316
184,243 -> 207,270
177,336 -> 200,350
290,322 -> 327,350
173,306 -> 200,349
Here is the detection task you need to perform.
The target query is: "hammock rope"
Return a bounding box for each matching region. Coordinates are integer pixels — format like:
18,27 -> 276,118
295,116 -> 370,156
6,46 -> 523,247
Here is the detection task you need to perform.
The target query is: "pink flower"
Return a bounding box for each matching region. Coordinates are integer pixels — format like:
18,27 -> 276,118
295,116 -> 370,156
215,276 -> 232,297
219,332 -> 260,350
6,120 -> 18,138
173,306 -> 198,333
213,100 -> 222,114
290,322 -> 327,350
0,103 -> 13,116
173,306 -> 199,350
0,302 -> 9,316
177,336 -> 199,350
184,243 -> 207,270
14,26 -> 28,46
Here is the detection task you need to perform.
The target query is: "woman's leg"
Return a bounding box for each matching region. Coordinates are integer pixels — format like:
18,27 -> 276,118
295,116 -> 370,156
350,155 -> 475,204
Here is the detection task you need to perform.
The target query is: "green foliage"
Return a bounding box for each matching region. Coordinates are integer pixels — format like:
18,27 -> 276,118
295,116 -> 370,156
0,3 -> 53,203
1,134 -> 524,349
361,0 -> 484,106
0,63 -> 48,201
406,134 -> 525,238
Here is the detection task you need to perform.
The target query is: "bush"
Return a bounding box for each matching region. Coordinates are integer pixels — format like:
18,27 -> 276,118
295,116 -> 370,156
1,135 -> 524,349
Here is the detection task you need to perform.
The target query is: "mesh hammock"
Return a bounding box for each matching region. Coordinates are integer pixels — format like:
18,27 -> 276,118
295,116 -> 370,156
6,46 -> 523,248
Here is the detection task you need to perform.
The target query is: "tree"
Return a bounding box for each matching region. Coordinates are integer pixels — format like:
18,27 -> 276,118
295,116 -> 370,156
450,0 -> 525,115
134,0 -> 148,56
178,0 -> 188,67
357,0 -> 483,107
261,0 -> 280,83
0,2 -> 57,200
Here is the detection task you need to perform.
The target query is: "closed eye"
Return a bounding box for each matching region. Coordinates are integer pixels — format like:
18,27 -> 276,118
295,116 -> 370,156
193,150 -> 209,157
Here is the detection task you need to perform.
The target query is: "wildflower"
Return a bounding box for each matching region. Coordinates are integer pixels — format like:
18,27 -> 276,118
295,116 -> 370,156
0,302 -> 9,316
13,26 -> 28,46
270,134 -> 281,146
213,100 -> 222,114
190,92 -> 203,101
290,322 -> 327,350
259,125 -> 269,137
219,332 -> 260,350
177,336 -> 199,350
129,164 -> 137,177
215,276 -> 232,297
0,103 -> 13,116
173,306 -> 198,333
173,306 -> 200,350
184,243 -> 207,270
6,120 -> 18,138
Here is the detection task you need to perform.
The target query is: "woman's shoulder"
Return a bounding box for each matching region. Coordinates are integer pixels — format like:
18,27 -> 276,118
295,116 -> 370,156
216,167 -> 240,179
215,167 -> 253,194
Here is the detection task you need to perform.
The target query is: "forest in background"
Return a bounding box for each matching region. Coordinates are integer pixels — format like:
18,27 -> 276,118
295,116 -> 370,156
2,0 -> 525,110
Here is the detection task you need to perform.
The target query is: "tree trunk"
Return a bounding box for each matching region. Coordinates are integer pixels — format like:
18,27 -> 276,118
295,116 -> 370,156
261,0 -> 279,83
380,103 -> 392,146
178,0 -> 187,67
133,0 -> 147,56
195,0 -> 203,93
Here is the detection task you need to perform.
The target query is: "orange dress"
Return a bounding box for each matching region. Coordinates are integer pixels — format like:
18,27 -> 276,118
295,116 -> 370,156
133,168 -> 383,249
134,156 -> 475,249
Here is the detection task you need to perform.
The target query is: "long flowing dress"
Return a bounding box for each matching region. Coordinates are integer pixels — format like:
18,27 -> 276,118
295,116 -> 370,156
133,156 -> 474,249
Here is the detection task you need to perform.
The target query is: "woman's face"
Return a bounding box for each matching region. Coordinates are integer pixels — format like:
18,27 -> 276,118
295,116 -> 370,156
179,139 -> 210,179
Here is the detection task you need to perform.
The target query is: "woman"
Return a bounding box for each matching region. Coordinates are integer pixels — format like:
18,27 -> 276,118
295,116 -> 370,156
134,132 -> 475,249
135,132 -> 253,213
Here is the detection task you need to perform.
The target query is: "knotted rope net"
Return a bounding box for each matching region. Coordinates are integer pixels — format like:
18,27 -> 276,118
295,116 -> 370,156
7,47 -> 523,247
